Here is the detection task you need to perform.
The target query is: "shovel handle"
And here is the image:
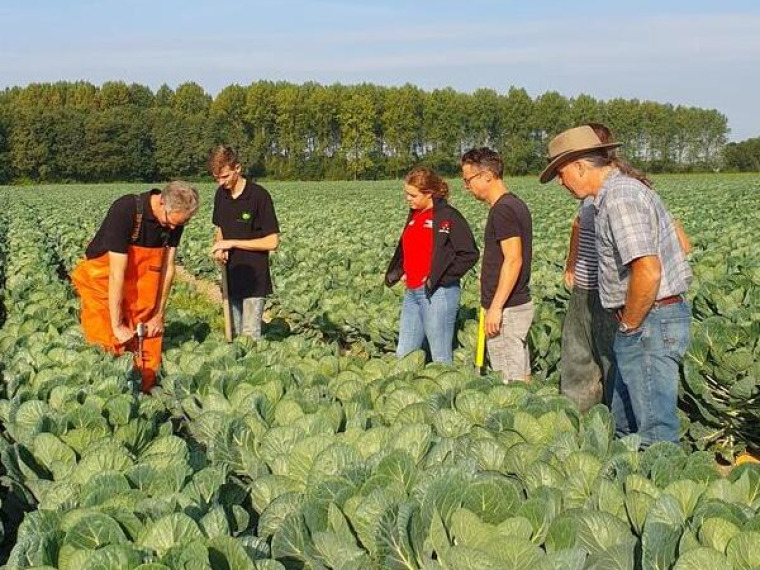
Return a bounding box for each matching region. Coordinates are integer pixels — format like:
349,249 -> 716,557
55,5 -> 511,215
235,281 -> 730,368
219,263 -> 233,342
475,308 -> 486,369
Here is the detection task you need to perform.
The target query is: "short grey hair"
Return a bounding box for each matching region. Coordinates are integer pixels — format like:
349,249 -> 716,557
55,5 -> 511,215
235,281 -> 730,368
162,180 -> 200,215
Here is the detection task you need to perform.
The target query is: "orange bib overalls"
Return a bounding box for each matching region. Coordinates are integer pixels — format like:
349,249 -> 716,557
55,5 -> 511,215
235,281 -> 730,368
71,198 -> 166,392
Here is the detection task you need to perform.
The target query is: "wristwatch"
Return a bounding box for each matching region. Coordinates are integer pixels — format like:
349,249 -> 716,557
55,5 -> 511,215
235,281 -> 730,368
618,321 -> 636,334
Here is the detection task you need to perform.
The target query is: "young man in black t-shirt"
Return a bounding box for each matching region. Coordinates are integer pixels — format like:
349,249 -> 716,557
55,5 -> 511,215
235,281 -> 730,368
209,145 -> 280,340
462,148 -> 534,382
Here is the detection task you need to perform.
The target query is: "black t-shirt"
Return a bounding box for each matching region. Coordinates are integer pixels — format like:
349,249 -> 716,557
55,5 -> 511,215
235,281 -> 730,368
85,190 -> 183,259
481,192 -> 532,309
212,180 -> 280,298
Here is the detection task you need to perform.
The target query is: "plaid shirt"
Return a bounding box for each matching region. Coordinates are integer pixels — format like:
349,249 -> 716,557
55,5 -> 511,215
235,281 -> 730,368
593,170 -> 692,309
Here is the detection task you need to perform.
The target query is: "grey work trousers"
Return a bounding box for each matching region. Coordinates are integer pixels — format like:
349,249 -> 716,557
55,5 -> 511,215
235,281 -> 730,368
560,286 -> 618,412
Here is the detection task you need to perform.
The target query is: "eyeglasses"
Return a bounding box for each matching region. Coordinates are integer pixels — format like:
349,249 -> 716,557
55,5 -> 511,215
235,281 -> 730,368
162,206 -> 187,229
463,170 -> 486,187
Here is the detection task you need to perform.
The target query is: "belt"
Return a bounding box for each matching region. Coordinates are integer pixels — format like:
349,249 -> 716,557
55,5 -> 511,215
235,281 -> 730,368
653,294 -> 684,308
615,294 -> 684,321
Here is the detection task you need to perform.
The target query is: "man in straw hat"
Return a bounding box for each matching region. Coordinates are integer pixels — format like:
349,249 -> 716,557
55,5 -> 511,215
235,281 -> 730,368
558,123 -> 619,414
541,125 -> 692,447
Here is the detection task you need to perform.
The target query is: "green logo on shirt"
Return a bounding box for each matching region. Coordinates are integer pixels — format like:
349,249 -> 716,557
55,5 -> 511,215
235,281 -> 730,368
241,212 -> 252,221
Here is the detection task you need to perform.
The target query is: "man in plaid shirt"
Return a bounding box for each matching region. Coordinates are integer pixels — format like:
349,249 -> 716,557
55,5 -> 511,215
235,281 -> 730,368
541,126 -> 692,447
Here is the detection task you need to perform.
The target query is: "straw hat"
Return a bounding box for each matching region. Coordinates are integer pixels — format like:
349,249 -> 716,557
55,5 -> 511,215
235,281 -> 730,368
539,126 -> 622,183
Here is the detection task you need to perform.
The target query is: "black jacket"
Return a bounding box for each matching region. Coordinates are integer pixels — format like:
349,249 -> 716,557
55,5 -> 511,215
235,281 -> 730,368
385,198 -> 479,297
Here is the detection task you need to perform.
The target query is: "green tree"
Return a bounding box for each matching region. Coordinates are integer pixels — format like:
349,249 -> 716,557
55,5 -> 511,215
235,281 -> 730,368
273,82 -> 310,178
423,87 -> 467,173
173,82 -> 211,116
211,84 -> 247,124
128,83 -> 155,108
723,137 -> 760,171
207,84 -> 249,170
83,106 -> 153,181
69,82 -> 99,111
381,84 -> 423,178
670,105 -> 693,168
98,81 -> 132,109
339,90 -> 376,179
154,84 -> 174,107
302,83 -> 340,179
603,98 -> 642,161
468,88 -> 503,149
532,91 -> 571,142
9,107 -> 57,180
0,106 -> 13,182
500,87 -> 535,175
150,108 -> 207,180
639,101 -> 673,170
693,109 -> 728,169
244,81 -> 278,177
568,94 -> 601,127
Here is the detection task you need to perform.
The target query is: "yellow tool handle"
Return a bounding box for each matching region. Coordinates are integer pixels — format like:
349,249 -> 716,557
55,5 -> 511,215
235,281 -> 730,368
220,263 -> 233,342
475,308 -> 486,368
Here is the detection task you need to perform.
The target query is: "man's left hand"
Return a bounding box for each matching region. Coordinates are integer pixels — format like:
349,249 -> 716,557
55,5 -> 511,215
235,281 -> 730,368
145,313 -> 165,337
485,306 -> 503,338
211,240 -> 234,254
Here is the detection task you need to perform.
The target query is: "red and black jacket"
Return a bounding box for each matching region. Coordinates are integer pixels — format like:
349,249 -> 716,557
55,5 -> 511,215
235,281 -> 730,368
385,198 -> 479,297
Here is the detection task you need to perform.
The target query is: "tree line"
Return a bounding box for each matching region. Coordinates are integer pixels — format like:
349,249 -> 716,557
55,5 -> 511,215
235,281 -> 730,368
723,137 -> 760,172
0,80 -> 740,184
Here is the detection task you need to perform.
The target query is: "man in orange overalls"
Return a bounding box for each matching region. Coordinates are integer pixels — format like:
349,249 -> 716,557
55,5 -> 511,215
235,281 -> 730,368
71,181 -> 199,392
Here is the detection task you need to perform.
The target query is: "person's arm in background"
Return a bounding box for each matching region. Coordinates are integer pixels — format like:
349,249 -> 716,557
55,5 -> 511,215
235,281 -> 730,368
674,220 -> 691,255
564,216 -> 580,289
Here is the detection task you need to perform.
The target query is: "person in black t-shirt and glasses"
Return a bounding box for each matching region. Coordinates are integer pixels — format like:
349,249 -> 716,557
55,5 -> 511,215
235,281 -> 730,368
71,181 -> 200,392
385,167 -> 479,364
209,145 -> 280,340
461,148 -> 534,383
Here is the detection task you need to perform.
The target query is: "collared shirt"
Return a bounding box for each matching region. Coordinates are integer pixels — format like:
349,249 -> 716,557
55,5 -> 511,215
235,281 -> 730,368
593,170 -> 692,309
574,197 -> 598,290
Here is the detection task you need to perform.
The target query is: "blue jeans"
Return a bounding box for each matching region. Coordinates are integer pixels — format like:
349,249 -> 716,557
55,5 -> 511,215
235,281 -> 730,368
230,296 -> 265,340
611,301 -> 690,447
396,283 -> 461,364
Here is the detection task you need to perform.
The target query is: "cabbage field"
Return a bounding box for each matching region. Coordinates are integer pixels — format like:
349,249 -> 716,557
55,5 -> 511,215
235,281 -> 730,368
1,174 -> 759,569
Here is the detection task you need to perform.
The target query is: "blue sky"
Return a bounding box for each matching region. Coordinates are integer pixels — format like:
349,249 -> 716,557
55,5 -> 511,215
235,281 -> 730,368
2,0 -> 759,140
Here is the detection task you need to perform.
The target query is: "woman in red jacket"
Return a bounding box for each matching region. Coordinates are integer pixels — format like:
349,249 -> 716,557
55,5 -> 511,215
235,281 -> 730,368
385,167 -> 479,363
